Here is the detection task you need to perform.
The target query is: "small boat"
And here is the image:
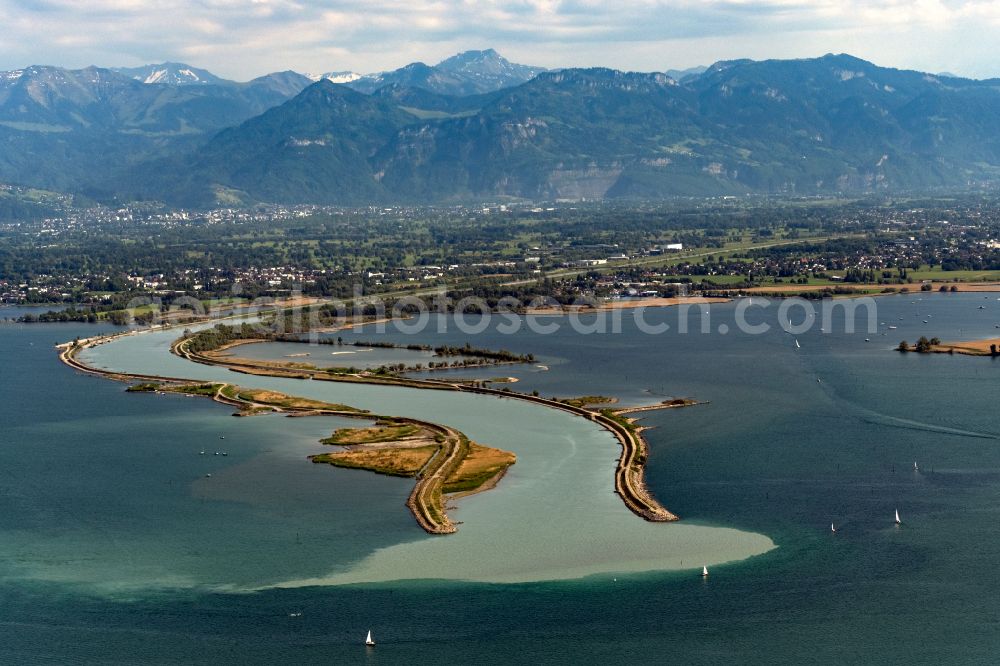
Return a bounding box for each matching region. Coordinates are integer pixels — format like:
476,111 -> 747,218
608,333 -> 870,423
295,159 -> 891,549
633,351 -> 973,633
831,522 -> 836,533
895,509 -> 901,525
365,630 -> 375,647
701,565 -> 709,577
888,325 -> 897,330
913,461 -> 919,472
795,339 -> 801,349
865,338 -> 870,342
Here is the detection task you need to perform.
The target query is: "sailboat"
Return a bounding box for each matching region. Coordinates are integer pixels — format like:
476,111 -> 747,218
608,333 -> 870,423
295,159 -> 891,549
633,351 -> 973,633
702,565 -> 709,578
795,339 -> 801,349
895,509 -> 902,525
914,461 -> 919,472
365,630 -> 375,647
830,522 -> 836,533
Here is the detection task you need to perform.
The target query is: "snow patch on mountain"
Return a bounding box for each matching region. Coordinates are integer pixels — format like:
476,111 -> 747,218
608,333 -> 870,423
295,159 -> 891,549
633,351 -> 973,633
308,71 -> 362,83
0,69 -> 24,84
143,69 -> 168,84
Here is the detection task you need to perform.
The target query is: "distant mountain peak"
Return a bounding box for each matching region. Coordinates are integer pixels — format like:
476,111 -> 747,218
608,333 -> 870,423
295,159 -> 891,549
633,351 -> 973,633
437,48 -> 503,69
112,62 -> 225,86
400,62 -> 434,73
437,48 -> 545,80
346,48 -> 545,96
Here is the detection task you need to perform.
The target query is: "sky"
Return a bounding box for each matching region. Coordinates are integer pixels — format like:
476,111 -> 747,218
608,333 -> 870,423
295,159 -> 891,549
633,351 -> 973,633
1,0 -> 999,80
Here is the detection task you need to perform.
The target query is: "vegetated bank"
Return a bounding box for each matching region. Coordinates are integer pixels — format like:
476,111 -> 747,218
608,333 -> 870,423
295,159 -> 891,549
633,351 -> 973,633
896,335 -> 1000,357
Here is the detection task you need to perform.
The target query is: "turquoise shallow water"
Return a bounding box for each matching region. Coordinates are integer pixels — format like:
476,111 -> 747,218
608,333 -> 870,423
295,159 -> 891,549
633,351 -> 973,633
79,318 -> 775,586
3,293 -> 1000,663
230,340 -> 441,369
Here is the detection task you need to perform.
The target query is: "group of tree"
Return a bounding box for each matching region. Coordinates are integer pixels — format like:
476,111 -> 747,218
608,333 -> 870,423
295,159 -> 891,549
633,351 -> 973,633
897,336 -> 941,353
433,342 -> 534,363
183,323 -> 269,353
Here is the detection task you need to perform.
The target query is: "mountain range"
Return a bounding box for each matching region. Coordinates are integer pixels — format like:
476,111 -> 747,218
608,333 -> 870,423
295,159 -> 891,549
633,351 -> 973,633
0,64 -> 314,192
0,50 -> 545,195
2,51 -> 1000,205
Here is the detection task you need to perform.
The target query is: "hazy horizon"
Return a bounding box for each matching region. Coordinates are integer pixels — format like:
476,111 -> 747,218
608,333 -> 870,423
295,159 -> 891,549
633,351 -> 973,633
1,49 -> 995,85
2,1 -> 999,81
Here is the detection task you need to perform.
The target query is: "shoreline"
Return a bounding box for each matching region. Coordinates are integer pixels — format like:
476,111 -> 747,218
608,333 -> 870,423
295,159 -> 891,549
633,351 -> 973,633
173,333 -> 680,522
525,296 -> 730,315
58,316 -> 683,527
898,336 -> 1000,357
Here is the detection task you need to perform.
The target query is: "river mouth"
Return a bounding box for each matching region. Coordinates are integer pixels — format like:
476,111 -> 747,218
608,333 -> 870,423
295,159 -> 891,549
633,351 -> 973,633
67,318 -> 775,588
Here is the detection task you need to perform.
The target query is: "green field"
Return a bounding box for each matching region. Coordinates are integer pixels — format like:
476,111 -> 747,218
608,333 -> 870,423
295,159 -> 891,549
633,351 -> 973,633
906,266 -> 1000,282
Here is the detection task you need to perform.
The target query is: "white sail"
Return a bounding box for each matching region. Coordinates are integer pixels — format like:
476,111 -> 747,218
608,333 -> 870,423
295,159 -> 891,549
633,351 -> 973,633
365,630 -> 375,646
702,565 -> 708,577
795,339 -> 801,348
895,509 -> 901,524
831,522 -> 836,532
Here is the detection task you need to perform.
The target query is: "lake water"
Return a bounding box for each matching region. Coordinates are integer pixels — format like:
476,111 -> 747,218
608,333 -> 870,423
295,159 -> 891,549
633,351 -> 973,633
230,340 -> 442,370
0,303 -> 72,320
2,293 -> 1000,664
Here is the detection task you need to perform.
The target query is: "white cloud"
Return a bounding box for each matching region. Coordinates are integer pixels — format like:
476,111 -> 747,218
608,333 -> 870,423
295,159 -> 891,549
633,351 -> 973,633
0,0 -> 997,79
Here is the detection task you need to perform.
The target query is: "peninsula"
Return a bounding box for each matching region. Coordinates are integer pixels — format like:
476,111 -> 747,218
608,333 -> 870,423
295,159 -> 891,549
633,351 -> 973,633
897,335 -> 1000,357
57,318 -> 685,532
